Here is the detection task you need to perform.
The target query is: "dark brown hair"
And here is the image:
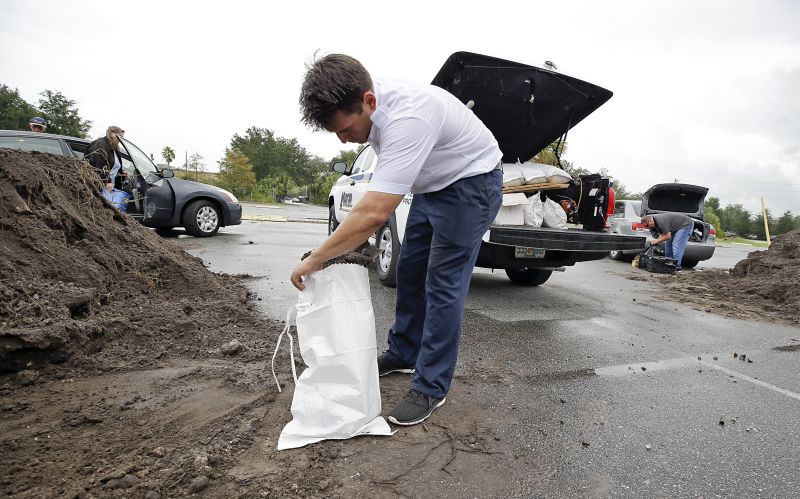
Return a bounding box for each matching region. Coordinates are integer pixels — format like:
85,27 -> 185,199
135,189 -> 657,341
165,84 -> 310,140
299,53 -> 373,131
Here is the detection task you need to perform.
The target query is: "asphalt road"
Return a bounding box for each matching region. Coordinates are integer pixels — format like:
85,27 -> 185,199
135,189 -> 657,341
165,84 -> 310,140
175,216 -> 799,497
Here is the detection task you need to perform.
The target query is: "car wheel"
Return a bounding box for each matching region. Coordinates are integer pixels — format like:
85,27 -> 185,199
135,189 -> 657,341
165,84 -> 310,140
609,250 -> 633,262
375,220 -> 399,288
328,204 -> 340,235
681,259 -> 699,269
183,200 -> 220,237
505,268 -> 553,286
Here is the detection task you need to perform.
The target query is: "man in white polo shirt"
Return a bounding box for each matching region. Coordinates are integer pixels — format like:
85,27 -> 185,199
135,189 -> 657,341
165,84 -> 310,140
291,53 -> 502,425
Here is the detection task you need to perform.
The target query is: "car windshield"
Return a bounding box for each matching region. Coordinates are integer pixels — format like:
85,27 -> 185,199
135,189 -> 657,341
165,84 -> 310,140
121,139 -> 158,175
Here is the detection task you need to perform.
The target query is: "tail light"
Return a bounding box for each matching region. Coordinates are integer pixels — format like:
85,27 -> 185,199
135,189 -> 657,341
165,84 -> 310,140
708,227 -> 716,236
631,222 -> 649,231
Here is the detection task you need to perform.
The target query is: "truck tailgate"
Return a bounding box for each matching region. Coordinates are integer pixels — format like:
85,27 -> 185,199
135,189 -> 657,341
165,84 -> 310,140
489,225 -> 646,252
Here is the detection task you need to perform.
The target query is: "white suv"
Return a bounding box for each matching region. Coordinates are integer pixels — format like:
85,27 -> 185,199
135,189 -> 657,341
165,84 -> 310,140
328,51 -> 646,288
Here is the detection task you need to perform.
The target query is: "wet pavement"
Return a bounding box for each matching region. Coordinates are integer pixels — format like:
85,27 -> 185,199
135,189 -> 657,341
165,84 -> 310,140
175,219 -> 800,497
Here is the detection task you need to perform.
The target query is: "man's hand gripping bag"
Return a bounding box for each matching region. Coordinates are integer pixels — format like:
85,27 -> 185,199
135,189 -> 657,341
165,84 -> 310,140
272,263 -> 393,450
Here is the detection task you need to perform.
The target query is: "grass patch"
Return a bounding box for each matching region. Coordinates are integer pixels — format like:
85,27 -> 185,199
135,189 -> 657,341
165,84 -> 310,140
720,237 -> 769,247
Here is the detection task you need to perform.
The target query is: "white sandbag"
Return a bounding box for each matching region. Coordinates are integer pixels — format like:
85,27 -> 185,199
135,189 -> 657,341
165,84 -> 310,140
544,165 -> 572,184
523,193 -> 544,227
542,197 -> 568,229
495,193 -> 528,225
502,163 -> 524,187
272,264 -> 393,450
520,162 -> 550,185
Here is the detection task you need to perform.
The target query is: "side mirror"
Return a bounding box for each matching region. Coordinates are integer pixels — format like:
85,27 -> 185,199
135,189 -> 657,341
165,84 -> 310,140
331,161 -> 349,174
161,168 -> 175,179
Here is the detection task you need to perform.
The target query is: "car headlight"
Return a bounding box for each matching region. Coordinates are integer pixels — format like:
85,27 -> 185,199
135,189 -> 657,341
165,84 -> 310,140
216,188 -> 238,203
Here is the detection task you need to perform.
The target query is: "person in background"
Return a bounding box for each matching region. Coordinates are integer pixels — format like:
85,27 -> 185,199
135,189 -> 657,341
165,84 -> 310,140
29,117 -> 47,133
642,213 -> 694,271
86,126 -> 125,192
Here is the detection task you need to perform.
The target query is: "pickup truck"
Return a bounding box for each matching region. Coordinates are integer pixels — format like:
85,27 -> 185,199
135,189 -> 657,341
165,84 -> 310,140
328,52 -> 646,287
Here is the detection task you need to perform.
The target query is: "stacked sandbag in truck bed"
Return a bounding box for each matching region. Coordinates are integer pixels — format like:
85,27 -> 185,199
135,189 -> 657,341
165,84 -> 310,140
502,162 -> 572,188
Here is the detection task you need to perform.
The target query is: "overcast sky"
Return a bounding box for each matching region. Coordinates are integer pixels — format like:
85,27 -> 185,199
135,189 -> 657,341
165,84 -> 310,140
3,0 -> 798,215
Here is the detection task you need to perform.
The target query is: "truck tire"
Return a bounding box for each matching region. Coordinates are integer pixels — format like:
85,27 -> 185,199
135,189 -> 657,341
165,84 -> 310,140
609,250 -> 633,262
505,268 -> 553,286
375,219 -> 399,288
681,259 -> 699,269
183,200 -> 220,237
328,204 -> 339,235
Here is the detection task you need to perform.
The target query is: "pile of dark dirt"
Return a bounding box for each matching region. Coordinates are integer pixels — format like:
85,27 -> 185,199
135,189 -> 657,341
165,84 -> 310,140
656,230 -> 800,326
0,149 -> 281,378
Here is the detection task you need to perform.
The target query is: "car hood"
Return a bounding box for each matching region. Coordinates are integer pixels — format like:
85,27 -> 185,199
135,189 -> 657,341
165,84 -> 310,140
641,183 -> 708,220
431,52 -> 613,163
167,177 -> 223,194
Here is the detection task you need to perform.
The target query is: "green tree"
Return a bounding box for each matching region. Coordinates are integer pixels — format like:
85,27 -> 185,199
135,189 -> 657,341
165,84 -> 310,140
336,147 -> 362,164
751,208 -> 775,240
720,204 -> 752,236
705,196 -> 721,214
611,180 -> 642,200
218,148 -> 256,195
531,141 -> 567,165
705,212 -> 723,237
37,90 -> 91,137
161,146 -> 175,167
257,175 -> 298,201
0,85 -> 38,130
189,153 -> 205,181
774,211 -> 795,235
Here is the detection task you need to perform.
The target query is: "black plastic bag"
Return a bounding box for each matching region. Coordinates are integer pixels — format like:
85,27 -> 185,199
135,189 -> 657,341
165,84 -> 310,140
639,246 -> 677,274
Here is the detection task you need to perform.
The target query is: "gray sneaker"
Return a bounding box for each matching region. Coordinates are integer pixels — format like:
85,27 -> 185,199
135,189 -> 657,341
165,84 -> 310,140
378,352 -> 414,377
387,389 -> 446,426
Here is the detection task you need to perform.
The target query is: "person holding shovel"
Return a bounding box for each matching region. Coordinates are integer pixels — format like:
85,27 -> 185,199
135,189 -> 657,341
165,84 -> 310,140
291,53 -> 502,426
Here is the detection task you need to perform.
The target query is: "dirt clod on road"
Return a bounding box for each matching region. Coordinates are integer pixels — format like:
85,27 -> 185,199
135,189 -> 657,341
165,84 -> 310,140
656,230 -> 800,326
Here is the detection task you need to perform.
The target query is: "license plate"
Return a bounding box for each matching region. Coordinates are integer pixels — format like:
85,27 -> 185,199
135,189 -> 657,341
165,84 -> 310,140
514,246 -> 546,259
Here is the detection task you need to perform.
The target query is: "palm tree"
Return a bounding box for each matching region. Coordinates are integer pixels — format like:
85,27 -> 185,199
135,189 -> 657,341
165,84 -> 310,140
161,146 -> 176,167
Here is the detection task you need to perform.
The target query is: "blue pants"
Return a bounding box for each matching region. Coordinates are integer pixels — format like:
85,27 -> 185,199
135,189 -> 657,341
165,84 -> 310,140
386,169 -> 502,399
663,224 -> 693,270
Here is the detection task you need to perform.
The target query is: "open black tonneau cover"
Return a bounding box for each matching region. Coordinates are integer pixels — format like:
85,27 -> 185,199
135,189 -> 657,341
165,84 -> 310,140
432,52 -> 613,163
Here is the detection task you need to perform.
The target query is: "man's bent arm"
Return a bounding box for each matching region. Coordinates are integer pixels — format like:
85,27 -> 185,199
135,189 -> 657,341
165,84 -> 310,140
650,231 -> 673,245
290,191 -> 404,289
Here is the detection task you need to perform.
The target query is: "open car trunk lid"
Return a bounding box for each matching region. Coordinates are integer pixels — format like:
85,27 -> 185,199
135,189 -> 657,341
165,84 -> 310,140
431,52 -> 613,163
641,183 -> 708,220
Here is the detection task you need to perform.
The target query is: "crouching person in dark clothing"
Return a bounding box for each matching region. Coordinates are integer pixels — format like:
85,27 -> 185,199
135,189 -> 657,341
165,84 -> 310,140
86,126 -> 125,192
642,213 -> 694,271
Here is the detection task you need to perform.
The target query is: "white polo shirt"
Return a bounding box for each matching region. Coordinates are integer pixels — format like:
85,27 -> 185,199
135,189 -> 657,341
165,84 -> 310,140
366,79 -> 502,195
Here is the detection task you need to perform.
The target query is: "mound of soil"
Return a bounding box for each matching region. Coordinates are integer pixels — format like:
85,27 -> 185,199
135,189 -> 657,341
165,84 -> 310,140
656,230 -> 800,326
0,149 -> 281,377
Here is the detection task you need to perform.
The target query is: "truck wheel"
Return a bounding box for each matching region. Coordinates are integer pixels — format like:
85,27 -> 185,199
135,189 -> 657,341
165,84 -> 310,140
328,204 -> 339,235
505,268 -> 553,286
376,220 -> 399,288
609,250 -> 632,262
183,200 -> 220,237
681,259 -> 699,269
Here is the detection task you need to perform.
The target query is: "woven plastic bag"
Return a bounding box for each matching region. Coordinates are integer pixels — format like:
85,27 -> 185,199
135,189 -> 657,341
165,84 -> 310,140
272,264 -> 393,450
